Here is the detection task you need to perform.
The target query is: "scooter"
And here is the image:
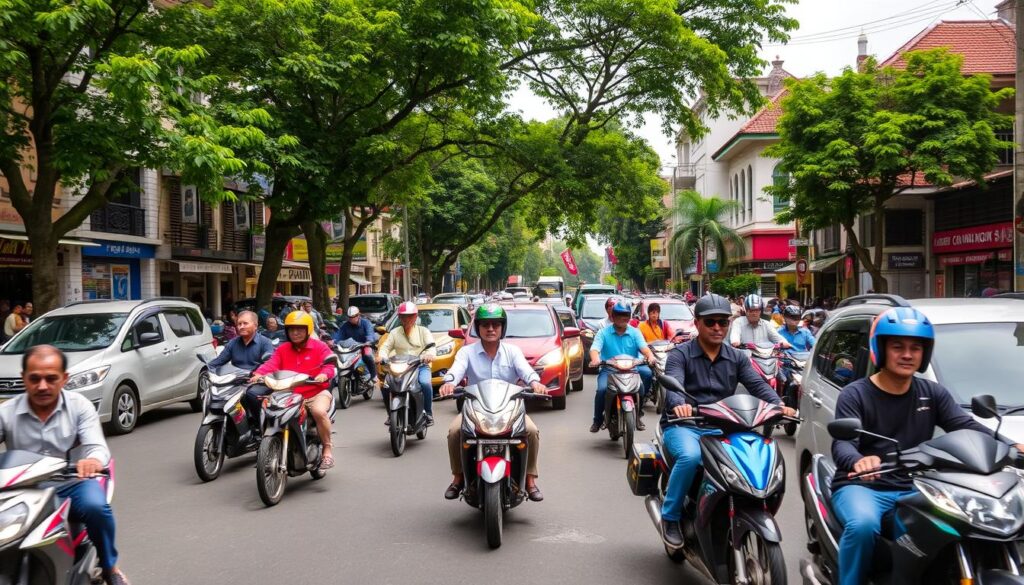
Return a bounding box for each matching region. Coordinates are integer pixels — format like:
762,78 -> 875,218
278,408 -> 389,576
776,351 -> 808,437
631,374 -> 798,585
800,394 -> 1024,585
193,353 -> 270,481
445,381 -> 550,548
601,355 -> 647,459
742,342 -> 783,434
648,341 -> 675,415
381,343 -> 435,457
255,357 -> 337,507
0,450 -> 114,584
333,339 -> 375,409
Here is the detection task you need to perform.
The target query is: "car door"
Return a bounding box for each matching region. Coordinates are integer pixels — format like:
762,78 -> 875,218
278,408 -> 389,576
161,309 -> 205,400
122,312 -> 177,407
805,317 -> 871,458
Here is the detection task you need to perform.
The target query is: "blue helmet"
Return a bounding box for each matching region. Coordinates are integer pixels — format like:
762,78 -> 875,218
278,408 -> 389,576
868,307 -> 934,373
611,302 -> 632,315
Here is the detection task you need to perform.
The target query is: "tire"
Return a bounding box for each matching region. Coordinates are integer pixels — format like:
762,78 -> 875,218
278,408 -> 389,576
551,395 -> 567,411
730,531 -> 787,585
571,376 -> 583,393
389,410 -> 406,456
483,482 -> 503,549
783,387 -> 798,436
622,411 -> 635,459
189,370 -> 209,413
362,380 -> 374,400
654,383 -> 664,415
456,397 -> 465,413
608,411 -> 620,441
416,425 -> 427,440
256,435 -> 287,506
106,385 -> 139,435
193,423 -> 225,482
337,376 -> 352,410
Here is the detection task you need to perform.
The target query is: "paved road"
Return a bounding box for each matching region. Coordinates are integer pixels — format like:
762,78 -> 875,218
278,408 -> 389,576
109,374 -> 810,584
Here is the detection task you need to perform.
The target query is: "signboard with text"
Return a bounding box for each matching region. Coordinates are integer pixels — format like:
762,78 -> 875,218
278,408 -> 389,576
887,253 -> 924,270
932,222 -> 1013,254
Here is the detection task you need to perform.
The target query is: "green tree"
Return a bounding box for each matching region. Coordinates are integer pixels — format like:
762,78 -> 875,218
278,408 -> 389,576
666,191 -> 745,281
765,50 -> 1013,292
0,0 -> 264,311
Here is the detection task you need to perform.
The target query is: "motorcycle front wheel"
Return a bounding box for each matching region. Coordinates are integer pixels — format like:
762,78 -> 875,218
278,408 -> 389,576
654,383 -> 664,414
730,531 -> 786,585
622,411 -> 635,459
783,386 -> 798,436
483,482 -> 503,549
337,375 -> 352,409
390,411 -> 406,456
256,435 -> 287,506
193,422 -> 225,482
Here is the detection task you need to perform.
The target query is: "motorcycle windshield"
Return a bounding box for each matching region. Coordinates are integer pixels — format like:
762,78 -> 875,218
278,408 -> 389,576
701,394 -> 778,430
336,339 -> 363,352
465,380 -> 521,414
263,371 -> 309,391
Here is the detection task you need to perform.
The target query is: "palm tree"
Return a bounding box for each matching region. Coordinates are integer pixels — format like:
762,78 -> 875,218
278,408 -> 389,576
666,190 -> 745,283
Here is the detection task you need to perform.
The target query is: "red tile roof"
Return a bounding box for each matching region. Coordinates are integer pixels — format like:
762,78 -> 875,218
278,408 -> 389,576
711,91 -> 787,160
879,20 -> 1016,76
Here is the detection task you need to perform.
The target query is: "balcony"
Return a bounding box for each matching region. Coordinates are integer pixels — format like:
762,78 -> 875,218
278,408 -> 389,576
89,203 -> 146,237
673,163 -> 696,190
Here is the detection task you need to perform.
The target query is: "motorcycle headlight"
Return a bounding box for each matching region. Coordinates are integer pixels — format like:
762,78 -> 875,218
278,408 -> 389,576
0,502 -> 30,546
536,348 -> 564,368
436,341 -> 455,357
389,362 -> 410,376
766,459 -> 786,494
613,358 -> 635,370
65,366 -> 111,391
464,401 -> 515,435
915,480 -> 1024,536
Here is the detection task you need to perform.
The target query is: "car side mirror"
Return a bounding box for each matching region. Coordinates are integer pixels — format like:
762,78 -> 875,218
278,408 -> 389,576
562,327 -> 580,339
138,332 -> 161,345
827,418 -> 863,441
448,328 -> 465,339
971,395 -> 999,419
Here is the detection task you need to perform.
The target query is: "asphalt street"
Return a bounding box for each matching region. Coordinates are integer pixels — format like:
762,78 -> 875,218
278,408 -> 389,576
109,374 -> 810,585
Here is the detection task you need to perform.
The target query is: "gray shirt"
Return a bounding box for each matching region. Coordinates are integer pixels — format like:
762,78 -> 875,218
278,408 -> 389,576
443,342 -> 540,386
0,392 -> 111,465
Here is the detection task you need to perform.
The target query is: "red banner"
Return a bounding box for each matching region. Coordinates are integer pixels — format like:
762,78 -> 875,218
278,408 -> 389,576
932,222 -> 1013,254
560,249 -> 578,276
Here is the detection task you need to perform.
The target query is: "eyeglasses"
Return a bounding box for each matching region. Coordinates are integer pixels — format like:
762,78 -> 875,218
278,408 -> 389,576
478,321 -> 502,330
701,318 -> 730,328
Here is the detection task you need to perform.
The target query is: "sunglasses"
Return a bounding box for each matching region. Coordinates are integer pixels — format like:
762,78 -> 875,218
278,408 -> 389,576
701,318 -> 730,328
478,321 -> 503,330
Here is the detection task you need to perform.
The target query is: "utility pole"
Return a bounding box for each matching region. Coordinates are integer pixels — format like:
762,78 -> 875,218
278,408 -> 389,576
1015,0 -> 1024,291
402,205 -> 412,300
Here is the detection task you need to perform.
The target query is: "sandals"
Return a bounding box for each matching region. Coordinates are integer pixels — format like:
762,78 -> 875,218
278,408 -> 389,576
320,444 -> 335,470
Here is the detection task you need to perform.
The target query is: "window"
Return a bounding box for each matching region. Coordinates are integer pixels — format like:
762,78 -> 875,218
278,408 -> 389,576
884,209 -> 923,246
859,214 -> 875,248
739,170 -> 746,222
186,308 -> 205,333
733,175 -> 740,223
129,315 -> 164,348
931,322 -> 1024,407
771,164 -> 789,214
1,313 -> 128,353
164,310 -> 196,337
747,165 -> 754,216
816,325 -> 868,387
996,130 -> 1014,166
821,223 -> 840,253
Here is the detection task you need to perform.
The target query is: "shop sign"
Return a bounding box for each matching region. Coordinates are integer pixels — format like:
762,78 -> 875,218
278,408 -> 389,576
844,256 -> 854,279
938,252 -> 996,268
287,237 -> 308,261
82,242 -> 155,259
278,268 -> 311,282
176,261 -> 232,274
250,235 -> 265,262
761,261 -> 789,272
0,239 -> 32,267
888,253 -> 924,269
352,235 -> 367,262
111,265 -> 130,300
932,222 -> 1013,254
796,259 -> 808,285
326,242 -> 345,262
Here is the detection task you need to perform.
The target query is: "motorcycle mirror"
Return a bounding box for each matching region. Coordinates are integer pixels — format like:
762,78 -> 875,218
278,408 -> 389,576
657,374 -> 692,399
971,395 -> 999,419
827,418 -> 863,441
448,328 -> 465,339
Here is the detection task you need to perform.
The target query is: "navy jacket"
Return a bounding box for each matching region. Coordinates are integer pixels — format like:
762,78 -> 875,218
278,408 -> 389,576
334,317 -> 377,345
208,334 -> 274,372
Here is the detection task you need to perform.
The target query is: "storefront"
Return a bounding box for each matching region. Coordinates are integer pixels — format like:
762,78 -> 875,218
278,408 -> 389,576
0,238 -> 33,303
730,233 -> 795,297
80,242 -> 156,300
932,222 -> 1013,297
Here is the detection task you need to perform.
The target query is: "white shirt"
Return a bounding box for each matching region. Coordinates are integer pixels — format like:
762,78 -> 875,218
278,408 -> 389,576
729,316 -> 786,347
443,342 -> 540,386
0,391 -> 111,465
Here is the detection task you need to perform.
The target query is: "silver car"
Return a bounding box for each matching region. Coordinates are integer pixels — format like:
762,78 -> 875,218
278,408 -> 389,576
0,298 -> 215,434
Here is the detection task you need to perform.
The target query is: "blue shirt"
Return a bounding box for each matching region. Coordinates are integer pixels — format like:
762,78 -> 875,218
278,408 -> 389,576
592,325 -> 648,360
778,326 -> 816,352
208,334 -> 274,371
334,317 -> 377,345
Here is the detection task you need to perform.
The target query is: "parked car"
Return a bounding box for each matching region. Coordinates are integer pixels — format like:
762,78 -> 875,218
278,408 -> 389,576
455,304 -> 579,409
348,293 -> 403,326
553,306 -> 585,392
629,298 -> 697,342
794,294 -> 1024,496
0,298 -> 215,435
376,303 -> 472,390
572,283 -> 617,316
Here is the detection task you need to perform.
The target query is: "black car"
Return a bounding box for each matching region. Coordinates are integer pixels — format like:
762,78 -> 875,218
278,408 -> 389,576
346,293 -> 403,326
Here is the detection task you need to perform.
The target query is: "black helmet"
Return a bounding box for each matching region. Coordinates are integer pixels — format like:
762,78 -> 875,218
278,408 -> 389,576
782,305 -> 803,319
693,294 -> 732,318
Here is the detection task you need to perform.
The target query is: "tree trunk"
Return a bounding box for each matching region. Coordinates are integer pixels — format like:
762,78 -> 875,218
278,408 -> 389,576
843,218 -> 888,294
302,221 -> 331,316
28,231 -> 60,314
336,205 -> 382,309
256,215 -> 301,311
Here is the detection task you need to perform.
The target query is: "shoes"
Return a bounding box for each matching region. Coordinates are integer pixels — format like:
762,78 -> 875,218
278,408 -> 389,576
444,482 -> 464,500
589,423 -> 601,433
526,484 -> 544,502
662,520 -> 683,547
385,416 -> 391,426
104,568 -> 132,585
636,418 -> 646,431
425,414 -> 435,427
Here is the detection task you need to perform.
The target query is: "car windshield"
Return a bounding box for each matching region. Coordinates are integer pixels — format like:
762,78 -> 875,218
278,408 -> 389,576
2,313 -> 128,353
581,298 -> 610,319
350,297 -> 387,312
930,322 -> 1024,407
555,311 -> 574,328
471,311 -> 555,338
657,304 -> 693,320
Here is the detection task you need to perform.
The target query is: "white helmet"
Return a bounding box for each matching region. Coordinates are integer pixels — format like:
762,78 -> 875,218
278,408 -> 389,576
346,306 -> 361,318
397,302 -> 418,316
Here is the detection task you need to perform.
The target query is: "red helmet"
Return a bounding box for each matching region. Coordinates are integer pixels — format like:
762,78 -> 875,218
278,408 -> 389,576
397,302 -> 418,316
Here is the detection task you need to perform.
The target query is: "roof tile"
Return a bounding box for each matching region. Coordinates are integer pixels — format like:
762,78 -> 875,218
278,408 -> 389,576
879,20 -> 1016,75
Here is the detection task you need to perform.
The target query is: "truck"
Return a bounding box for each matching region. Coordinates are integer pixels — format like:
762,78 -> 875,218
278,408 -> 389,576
533,276 -> 564,299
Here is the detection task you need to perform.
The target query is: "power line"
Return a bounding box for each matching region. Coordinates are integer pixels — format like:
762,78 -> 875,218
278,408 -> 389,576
768,6 -> 959,47
786,0 -> 955,41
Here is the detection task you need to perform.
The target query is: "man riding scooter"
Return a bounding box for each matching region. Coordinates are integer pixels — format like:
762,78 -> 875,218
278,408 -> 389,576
660,294 -> 796,547
589,302 -> 655,432
334,306 -> 379,390
248,312 -> 338,469
729,294 -> 792,350
777,305 -> 815,352
439,304 -> 549,502
828,307 -> 1024,585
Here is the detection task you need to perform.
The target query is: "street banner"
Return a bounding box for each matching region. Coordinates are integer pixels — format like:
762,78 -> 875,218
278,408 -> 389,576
796,259 -> 808,286
606,246 -> 618,266
560,249 -> 578,276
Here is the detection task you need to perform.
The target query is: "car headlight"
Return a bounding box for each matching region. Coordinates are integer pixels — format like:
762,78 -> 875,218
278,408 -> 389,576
536,348 -> 564,368
0,502 -> 30,546
436,341 -> 455,357
65,366 -> 111,391
567,342 -> 582,358
915,479 -> 1024,536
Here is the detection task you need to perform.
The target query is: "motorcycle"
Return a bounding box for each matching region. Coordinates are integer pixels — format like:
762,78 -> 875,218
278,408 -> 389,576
600,355 -> 647,459
444,381 -> 550,548
192,353 -> 270,481
776,351 -> 808,437
255,357 -> 338,507
800,394 -> 1024,585
332,339 -> 375,409
381,343 -> 435,457
631,374 -> 798,585
648,341 -> 675,415
742,343 -> 783,434
0,450 -> 114,584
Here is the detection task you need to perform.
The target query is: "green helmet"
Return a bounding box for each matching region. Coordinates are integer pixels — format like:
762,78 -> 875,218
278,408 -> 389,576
474,303 -> 508,338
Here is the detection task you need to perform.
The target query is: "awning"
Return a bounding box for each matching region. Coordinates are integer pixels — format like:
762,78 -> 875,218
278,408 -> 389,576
349,274 -> 371,286
0,233 -> 100,247
775,256 -> 844,273
172,260 -> 233,274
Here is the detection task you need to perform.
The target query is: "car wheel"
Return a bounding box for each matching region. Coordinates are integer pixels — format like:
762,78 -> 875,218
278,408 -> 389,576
106,384 -> 139,435
571,376 -> 584,392
189,370 -> 209,413
551,394 -> 566,410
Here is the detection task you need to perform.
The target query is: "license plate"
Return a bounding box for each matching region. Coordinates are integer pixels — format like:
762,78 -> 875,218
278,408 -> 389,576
464,439 -> 520,445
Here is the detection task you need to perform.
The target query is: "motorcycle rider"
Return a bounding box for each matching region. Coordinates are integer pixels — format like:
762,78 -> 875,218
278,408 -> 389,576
248,312 -> 338,469
777,305 -> 815,352
588,302 -> 655,432
596,296 -> 622,330
208,310 -> 274,373
829,307 -> 1024,585
0,345 -> 131,585
661,294 -> 796,547
334,306 -> 379,387
261,315 -> 286,342
439,304 -> 549,502
637,302 -> 673,343
729,294 -> 792,349
377,302 -> 436,426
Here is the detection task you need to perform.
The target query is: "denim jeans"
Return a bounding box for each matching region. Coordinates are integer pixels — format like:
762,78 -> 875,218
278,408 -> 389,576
660,425 -> 722,522
593,365 -> 653,424
418,364 -> 433,415
361,353 -> 377,380
57,479 -> 117,570
831,485 -> 916,585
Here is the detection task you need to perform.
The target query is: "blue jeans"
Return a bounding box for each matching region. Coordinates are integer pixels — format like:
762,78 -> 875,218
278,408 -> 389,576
57,479 -> 117,571
660,425 -> 722,521
832,485 -> 916,585
361,353 -> 377,380
593,365 -> 653,424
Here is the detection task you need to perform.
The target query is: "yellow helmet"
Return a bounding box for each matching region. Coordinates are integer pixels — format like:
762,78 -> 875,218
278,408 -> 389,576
284,311 -> 314,337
